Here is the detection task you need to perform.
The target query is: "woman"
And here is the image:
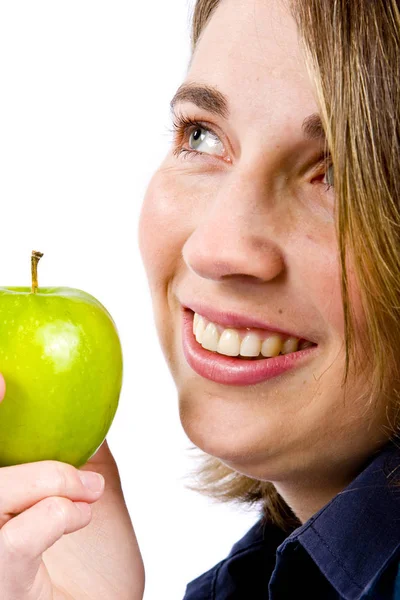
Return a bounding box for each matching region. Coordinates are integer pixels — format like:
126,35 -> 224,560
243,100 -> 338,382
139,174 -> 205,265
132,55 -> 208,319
1,0 -> 399,598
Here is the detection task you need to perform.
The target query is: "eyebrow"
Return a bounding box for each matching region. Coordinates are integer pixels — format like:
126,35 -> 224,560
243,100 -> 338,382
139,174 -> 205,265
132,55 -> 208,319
170,83 -> 229,119
170,83 -> 327,142
301,112 -> 327,142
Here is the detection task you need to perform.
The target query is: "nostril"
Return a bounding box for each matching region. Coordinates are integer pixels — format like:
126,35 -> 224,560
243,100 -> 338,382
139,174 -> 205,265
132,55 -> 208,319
182,228 -> 285,283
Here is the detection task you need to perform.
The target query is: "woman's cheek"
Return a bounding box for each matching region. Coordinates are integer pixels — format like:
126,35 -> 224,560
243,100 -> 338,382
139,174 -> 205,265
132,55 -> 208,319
139,171 -> 183,283
291,223 -> 344,339
138,169 -> 195,372
139,165 -> 213,283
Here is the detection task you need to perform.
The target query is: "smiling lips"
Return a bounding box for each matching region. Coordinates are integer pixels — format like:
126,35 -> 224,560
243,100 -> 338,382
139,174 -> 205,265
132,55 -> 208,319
181,299 -> 317,359
181,309 -> 318,386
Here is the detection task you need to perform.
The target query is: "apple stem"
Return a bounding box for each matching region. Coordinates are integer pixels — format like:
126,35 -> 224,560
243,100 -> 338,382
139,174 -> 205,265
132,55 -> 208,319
31,251 -> 44,294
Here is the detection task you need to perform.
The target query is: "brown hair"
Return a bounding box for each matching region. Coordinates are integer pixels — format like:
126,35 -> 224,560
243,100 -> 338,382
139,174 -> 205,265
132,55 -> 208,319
184,0 -> 400,529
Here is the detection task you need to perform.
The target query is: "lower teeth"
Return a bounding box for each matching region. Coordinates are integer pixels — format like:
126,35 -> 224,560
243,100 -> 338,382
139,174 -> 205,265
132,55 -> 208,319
237,354 -> 274,360
217,353 -> 279,360
198,342 -> 313,359
209,349 -> 308,359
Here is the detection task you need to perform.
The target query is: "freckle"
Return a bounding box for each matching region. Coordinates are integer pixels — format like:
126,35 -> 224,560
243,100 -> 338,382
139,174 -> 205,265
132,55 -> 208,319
278,309 -> 283,314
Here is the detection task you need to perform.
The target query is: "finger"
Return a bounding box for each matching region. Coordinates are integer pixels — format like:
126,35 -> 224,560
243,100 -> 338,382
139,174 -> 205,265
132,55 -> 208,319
83,439 -> 123,494
0,374 -> 6,403
0,498 -> 92,587
0,461 -> 104,527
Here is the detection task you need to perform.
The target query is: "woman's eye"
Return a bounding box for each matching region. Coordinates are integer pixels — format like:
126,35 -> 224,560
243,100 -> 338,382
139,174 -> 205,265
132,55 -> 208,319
188,127 -> 225,156
322,163 -> 334,188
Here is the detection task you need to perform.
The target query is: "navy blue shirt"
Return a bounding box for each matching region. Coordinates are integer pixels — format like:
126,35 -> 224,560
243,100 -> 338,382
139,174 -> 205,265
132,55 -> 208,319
183,441 -> 400,599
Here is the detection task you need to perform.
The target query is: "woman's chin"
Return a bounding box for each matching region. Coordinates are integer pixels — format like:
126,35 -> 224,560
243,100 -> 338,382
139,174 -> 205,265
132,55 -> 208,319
177,388 -> 288,477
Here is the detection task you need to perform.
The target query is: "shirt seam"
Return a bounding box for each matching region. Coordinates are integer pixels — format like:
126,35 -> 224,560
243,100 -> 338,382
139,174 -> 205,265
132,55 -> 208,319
307,524 -> 364,592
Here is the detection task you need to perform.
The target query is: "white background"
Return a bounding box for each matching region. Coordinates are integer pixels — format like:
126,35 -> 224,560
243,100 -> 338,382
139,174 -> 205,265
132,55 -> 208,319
0,2 -> 260,598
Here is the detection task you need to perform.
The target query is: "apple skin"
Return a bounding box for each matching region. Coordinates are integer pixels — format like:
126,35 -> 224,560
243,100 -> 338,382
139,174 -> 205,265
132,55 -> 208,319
0,286 -> 123,468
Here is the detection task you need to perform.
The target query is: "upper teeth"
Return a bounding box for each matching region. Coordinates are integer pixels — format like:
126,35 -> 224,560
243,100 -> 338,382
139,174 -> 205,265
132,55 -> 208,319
193,312 -> 311,358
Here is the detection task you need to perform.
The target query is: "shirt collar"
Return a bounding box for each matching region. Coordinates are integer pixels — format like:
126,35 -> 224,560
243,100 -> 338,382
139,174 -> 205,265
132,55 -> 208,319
280,440 -> 400,600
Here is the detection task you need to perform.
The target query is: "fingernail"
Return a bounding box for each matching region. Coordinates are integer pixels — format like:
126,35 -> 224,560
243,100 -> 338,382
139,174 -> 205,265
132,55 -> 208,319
79,471 -> 105,493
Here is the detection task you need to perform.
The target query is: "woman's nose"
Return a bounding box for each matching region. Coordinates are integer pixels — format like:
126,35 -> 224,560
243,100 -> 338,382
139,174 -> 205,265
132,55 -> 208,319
182,173 -> 286,283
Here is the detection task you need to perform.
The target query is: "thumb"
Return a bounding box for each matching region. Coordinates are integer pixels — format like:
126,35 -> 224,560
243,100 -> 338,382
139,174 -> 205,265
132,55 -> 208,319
82,438 -> 122,492
0,374 -> 6,403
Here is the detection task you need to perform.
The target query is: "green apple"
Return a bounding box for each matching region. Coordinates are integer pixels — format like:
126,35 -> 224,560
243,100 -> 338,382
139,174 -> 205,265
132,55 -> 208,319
0,251 -> 123,467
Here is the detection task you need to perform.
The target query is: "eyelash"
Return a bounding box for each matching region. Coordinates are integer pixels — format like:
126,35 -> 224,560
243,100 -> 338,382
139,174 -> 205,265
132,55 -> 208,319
170,114 -> 219,160
170,113 -> 334,191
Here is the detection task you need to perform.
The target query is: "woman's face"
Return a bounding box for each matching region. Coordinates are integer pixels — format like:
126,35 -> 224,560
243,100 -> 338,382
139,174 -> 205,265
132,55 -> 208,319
139,0 -> 390,492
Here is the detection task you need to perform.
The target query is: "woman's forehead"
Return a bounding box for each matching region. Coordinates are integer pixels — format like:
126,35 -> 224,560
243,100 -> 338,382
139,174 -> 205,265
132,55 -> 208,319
190,0 -> 301,74
187,0 -> 317,127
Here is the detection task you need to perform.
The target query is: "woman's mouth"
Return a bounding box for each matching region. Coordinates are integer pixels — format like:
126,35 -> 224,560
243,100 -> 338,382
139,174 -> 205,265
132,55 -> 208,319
181,309 -> 318,386
192,311 -> 315,360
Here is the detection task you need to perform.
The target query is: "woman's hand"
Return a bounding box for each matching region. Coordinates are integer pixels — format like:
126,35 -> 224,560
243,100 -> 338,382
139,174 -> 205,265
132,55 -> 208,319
0,373 -> 145,600
43,439 -> 145,600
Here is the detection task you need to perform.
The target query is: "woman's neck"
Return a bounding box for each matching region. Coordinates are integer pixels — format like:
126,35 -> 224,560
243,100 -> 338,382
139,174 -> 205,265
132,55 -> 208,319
274,479 -> 348,524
